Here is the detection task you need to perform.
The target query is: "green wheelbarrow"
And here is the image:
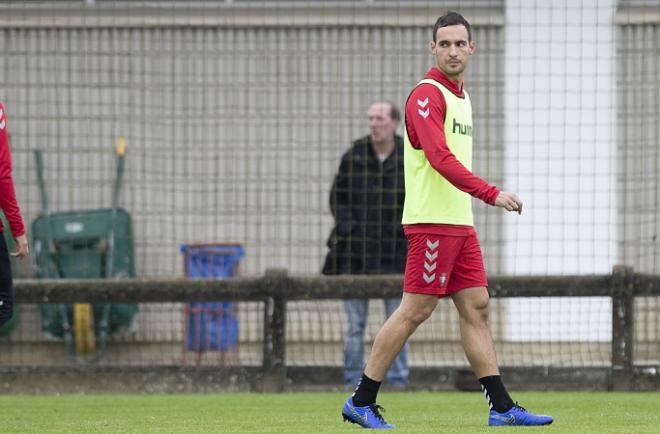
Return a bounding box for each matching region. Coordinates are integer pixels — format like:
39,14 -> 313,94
32,139 -> 138,363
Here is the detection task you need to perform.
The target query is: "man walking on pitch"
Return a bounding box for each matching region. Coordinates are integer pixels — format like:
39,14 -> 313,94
341,12 -> 553,429
0,102 -> 29,329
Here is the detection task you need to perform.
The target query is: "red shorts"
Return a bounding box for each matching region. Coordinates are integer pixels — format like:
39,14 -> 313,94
403,232 -> 488,297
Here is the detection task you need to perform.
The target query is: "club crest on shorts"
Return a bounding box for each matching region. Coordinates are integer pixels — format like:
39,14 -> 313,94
439,273 -> 447,286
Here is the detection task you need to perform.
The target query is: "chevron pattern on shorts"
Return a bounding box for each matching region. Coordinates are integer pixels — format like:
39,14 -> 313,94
423,239 -> 439,284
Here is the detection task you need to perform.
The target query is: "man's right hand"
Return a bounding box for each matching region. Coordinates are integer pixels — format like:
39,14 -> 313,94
494,192 -> 523,214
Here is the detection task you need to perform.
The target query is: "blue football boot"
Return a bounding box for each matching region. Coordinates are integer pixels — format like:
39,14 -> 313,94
342,397 -> 395,429
488,403 -> 553,426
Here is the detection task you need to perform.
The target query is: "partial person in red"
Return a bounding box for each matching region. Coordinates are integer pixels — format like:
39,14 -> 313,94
0,102 -> 30,328
342,12 -> 553,429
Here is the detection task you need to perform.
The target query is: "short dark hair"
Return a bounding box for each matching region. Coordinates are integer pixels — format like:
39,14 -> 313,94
387,101 -> 401,123
433,11 -> 472,42
371,100 -> 401,123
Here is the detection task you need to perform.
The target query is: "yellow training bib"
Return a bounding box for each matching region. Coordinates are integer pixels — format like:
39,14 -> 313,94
402,79 -> 474,226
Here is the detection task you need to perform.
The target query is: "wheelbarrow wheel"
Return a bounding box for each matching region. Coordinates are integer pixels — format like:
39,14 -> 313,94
73,303 -> 96,355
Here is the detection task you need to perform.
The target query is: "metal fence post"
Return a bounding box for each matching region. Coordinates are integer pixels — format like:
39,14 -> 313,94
610,265 -> 634,391
261,269 -> 288,392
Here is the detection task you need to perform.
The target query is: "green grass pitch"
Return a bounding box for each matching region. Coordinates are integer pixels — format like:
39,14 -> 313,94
2,391 -> 659,433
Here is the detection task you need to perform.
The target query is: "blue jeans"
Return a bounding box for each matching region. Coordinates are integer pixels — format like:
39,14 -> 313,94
343,298 -> 409,387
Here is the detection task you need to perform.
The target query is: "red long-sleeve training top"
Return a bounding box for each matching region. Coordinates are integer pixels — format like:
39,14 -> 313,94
0,103 -> 25,237
403,67 -> 500,236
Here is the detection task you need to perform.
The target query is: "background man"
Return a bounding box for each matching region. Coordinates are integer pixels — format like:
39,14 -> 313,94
323,101 -> 409,389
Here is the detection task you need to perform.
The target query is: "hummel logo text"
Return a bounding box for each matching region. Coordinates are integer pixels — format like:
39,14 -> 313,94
452,118 -> 472,136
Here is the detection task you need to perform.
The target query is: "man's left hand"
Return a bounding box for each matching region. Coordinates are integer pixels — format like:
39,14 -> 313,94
11,234 -> 29,258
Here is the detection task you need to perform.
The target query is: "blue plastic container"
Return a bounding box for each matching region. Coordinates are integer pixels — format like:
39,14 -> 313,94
180,244 -> 244,352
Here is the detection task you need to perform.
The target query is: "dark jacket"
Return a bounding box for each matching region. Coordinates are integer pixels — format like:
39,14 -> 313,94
322,135 -> 407,275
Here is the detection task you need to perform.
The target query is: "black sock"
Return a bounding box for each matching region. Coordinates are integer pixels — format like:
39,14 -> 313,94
352,373 -> 381,407
479,375 -> 514,413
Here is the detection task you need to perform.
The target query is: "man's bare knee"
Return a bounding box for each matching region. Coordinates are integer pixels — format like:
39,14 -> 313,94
394,293 -> 437,330
457,290 -> 490,325
473,291 -> 490,312
399,303 -> 435,328
474,299 -> 490,324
